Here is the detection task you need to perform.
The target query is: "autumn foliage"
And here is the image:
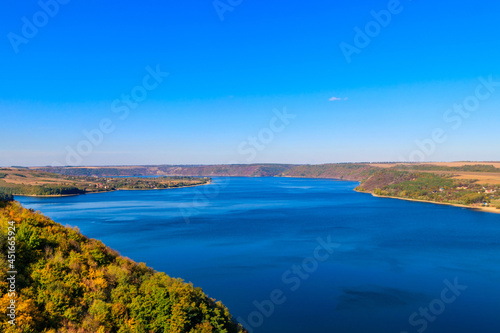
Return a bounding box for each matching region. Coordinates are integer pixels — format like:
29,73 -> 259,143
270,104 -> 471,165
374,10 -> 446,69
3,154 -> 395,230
0,201 -> 246,333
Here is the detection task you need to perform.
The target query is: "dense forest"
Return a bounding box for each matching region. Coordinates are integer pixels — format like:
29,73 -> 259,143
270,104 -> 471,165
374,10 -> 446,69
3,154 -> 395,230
0,200 -> 246,333
0,184 -> 86,196
0,193 -> 13,202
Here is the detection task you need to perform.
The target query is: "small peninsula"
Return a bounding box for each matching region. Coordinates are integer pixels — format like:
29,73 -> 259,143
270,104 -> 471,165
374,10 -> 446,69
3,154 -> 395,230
0,168 -> 211,197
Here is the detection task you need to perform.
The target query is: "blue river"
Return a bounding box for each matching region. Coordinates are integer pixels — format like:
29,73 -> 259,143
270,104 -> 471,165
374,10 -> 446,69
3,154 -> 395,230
16,177 -> 500,333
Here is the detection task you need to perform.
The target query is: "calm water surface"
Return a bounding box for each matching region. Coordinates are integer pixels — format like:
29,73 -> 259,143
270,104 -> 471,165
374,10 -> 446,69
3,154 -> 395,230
16,177 -> 500,333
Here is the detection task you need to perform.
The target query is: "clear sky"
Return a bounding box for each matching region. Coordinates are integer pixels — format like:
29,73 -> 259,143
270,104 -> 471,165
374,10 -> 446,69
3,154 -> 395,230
1,0 -> 499,166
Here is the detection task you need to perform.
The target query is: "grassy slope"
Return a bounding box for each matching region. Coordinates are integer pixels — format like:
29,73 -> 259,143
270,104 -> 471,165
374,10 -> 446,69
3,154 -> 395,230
0,200 -> 246,333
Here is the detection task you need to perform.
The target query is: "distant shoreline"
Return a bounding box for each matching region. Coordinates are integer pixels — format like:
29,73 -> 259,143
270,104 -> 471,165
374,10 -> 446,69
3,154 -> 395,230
13,193 -> 81,198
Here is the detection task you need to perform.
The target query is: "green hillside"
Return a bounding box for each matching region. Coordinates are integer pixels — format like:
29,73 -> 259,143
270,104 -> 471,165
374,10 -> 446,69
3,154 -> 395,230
356,170 -> 500,210
0,199 -> 246,333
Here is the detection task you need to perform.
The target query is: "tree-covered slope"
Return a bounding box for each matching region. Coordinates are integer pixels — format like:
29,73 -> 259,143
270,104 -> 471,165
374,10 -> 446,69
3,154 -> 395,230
0,200 -> 246,333
357,170 -> 500,210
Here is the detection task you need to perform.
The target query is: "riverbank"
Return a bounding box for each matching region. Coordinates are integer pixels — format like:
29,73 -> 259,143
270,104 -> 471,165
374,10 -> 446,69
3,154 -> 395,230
13,193 -> 81,198
356,189 -> 500,215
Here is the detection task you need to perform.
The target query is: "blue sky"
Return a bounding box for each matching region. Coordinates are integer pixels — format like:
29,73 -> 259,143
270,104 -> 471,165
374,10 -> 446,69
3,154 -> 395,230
1,0 -> 499,166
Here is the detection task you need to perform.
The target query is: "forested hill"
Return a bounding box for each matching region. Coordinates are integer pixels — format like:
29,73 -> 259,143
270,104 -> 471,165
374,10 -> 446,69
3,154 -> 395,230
0,199 -> 247,333
36,164 -> 376,181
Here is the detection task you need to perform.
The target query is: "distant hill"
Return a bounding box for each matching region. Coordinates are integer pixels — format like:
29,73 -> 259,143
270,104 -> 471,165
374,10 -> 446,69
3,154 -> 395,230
35,163 -> 376,181
0,200 -> 247,332
281,164 -> 376,181
35,164 -> 295,178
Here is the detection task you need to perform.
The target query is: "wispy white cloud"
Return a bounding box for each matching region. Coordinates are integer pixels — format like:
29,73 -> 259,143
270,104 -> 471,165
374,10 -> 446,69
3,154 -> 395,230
329,97 -> 348,101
